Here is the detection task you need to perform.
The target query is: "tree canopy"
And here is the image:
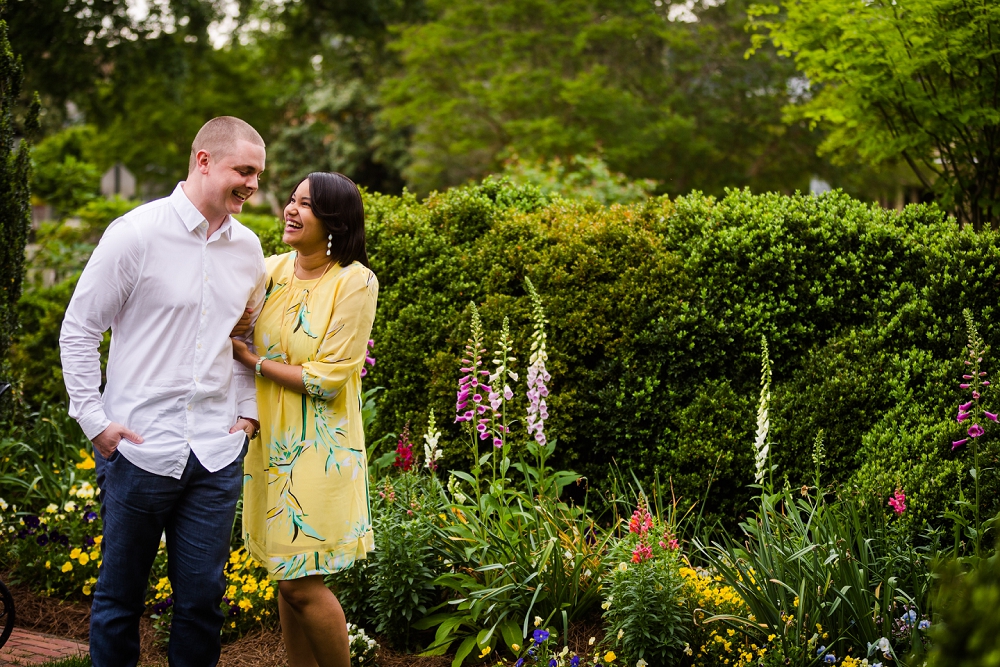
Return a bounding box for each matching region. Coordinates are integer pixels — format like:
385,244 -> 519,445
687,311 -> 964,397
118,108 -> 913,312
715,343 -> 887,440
750,0 -> 1000,229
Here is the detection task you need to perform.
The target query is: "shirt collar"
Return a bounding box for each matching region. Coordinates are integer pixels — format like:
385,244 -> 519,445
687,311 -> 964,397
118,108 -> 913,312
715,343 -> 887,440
170,182 -> 234,240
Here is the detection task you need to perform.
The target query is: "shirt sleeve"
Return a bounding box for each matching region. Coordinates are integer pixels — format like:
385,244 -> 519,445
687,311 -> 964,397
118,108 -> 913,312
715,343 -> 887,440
301,267 -> 379,401
234,251 -> 267,420
59,219 -> 143,440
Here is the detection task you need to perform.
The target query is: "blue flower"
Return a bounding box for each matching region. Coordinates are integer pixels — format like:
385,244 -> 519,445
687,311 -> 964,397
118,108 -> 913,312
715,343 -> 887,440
549,661 -> 557,667
824,655 -> 836,664
533,629 -> 550,644
817,646 -> 827,655
515,660 -> 524,667
901,609 -> 917,625
570,657 -> 580,667
919,620 -> 931,630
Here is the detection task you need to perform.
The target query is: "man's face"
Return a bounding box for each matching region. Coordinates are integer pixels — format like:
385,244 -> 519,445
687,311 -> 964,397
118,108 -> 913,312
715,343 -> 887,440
201,140 -> 266,215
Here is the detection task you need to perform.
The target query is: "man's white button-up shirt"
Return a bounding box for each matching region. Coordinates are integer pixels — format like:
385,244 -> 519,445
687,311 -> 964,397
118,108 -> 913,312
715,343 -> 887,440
60,183 -> 267,478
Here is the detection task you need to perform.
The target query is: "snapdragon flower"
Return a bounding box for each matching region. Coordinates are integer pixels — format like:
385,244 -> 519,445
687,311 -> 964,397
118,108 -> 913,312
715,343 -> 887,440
423,410 -> 443,471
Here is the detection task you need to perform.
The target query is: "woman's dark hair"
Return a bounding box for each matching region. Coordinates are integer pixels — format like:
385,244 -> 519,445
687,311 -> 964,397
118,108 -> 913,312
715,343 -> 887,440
288,172 -> 369,268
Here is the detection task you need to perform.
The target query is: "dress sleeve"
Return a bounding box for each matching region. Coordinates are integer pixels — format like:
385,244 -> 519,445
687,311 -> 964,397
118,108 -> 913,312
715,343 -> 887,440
301,266 -> 379,401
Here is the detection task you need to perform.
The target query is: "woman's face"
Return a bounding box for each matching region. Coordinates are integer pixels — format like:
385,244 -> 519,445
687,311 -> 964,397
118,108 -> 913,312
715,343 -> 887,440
282,179 -> 327,254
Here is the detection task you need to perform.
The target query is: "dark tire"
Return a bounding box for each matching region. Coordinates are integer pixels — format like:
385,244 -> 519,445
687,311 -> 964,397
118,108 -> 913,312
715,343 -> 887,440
0,579 -> 14,648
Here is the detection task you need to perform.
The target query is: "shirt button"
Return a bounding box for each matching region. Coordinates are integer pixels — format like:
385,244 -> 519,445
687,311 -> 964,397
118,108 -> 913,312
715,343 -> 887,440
202,309 -> 207,315
187,405 -> 192,411
197,343 -> 202,349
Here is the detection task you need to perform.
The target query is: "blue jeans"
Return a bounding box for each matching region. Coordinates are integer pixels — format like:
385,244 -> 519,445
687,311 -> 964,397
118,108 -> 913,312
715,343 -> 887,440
91,444 -> 246,667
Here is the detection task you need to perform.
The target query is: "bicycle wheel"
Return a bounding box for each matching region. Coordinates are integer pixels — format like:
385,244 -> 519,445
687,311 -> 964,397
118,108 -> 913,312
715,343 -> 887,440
0,578 -> 14,648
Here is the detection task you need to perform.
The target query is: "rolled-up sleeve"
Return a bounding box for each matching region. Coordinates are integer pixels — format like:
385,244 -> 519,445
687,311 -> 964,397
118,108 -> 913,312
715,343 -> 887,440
59,219 -> 142,440
301,267 -> 379,401
234,252 -> 267,419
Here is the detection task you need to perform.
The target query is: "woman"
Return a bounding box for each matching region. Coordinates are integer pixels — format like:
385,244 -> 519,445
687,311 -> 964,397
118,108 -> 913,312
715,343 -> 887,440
231,172 -> 377,667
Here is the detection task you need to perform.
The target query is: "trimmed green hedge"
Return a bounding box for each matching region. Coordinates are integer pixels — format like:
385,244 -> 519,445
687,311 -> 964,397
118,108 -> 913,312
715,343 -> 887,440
344,180 -> 999,524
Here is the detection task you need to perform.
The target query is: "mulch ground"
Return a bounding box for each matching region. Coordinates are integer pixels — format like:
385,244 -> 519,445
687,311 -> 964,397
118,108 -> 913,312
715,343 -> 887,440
8,583 -> 604,666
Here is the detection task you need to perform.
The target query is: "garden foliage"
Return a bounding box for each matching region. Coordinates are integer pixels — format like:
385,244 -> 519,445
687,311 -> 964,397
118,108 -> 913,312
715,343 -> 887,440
0,4 -> 38,418
349,178 -> 1000,526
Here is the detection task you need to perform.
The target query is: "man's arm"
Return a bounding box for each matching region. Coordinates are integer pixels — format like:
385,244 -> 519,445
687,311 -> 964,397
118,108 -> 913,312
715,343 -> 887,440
60,219 -> 145,456
232,254 -> 267,428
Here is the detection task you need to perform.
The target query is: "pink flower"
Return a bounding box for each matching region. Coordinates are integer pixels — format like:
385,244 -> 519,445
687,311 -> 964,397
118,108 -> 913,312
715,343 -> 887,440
960,384 -> 971,389
952,438 -> 969,450
985,412 -> 998,422
888,488 -> 906,515
631,541 -> 653,563
628,502 -> 654,535
393,424 -> 414,471
957,411 -> 970,423
968,423 -> 985,438
960,401 -> 974,411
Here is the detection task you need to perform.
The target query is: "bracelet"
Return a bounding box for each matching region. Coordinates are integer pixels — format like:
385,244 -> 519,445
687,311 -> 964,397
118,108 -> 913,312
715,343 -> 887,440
255,356 -> 266,377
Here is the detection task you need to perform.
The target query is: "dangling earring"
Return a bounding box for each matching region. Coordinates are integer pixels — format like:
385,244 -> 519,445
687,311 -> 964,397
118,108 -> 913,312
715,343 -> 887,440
326,233 -> 332,256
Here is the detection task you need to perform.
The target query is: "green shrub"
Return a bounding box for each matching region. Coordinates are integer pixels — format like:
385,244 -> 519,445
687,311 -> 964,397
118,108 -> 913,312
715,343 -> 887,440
925,556 -> 1000,667
360,179 -> 1000,525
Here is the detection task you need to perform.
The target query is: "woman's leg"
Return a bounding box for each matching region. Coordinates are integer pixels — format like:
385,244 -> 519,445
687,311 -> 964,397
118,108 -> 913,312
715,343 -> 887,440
278,575 -> 351,667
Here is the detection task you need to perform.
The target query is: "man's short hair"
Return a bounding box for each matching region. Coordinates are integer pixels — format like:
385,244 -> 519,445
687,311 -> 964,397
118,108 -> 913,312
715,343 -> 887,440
188,117 -> 265,173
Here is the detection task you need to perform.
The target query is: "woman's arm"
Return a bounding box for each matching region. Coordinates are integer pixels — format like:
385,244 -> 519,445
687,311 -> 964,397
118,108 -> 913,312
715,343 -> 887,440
232,338 -> 307,393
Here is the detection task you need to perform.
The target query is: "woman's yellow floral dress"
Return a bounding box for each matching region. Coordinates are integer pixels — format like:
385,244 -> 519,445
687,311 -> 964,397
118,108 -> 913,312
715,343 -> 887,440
244,252 -> 378,580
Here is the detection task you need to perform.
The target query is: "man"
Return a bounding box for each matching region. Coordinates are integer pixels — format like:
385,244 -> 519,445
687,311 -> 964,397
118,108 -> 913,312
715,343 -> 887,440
60,116 -> 267,667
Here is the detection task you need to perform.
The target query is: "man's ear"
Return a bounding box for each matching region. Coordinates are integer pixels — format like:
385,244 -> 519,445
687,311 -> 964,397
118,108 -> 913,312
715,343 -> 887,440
195,149 -> 212,175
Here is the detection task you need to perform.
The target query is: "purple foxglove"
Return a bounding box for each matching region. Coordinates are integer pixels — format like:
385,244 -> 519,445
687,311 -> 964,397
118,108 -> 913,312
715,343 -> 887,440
986,411 -> 998,422
983,381 -> 991,386
952,438 -> 969,450
960,383 -> 971,389
503,386 -> 513,401
974,391 -> 981,399
960,401 -> 974,411
493,437 -> 503,448
968,423 -> 985,438
958,411 -> 970,422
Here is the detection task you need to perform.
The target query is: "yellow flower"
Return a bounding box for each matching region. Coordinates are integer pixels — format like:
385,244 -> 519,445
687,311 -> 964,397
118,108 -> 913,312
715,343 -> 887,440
238,599 -> 253,611
604,651 -> 616,662
588,637 -> 596,646
61,561 -> 73,572
617,629 -> 624,640
534,616 -> 543,627
478,646 -> 492,658
78,553 -> 90,565
95,535 -> 102,545
82,585 -> 92,595
45,503 -> 59,514
45,560 -> 51,569
77,448 -> 96,470
617,562 -> 628,572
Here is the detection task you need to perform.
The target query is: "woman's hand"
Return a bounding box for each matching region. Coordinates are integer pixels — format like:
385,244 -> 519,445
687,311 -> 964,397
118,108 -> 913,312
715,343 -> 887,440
231,337 -> 256,369
230,307 -> 252,338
